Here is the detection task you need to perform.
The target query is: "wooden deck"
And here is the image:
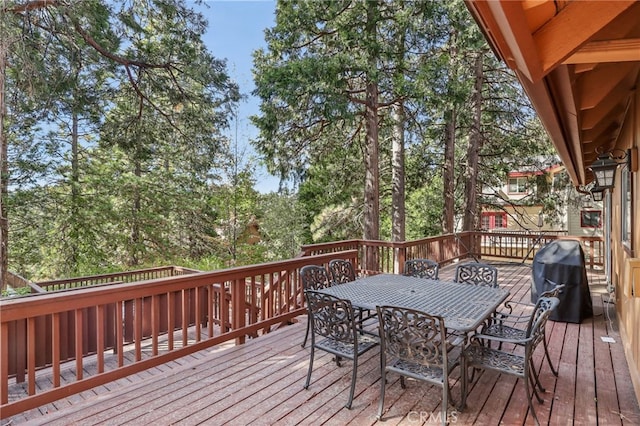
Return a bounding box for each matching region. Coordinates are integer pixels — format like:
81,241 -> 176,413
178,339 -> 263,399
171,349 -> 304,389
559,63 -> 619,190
4,262 -> 640,425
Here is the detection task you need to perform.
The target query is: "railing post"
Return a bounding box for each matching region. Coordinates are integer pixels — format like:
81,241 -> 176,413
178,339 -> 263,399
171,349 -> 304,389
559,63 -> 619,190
395,245 -> 406,275
232,278 -> 246,345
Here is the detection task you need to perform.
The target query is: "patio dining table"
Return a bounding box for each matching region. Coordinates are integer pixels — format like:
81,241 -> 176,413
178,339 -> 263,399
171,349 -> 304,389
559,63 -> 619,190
316,273 -> 510,334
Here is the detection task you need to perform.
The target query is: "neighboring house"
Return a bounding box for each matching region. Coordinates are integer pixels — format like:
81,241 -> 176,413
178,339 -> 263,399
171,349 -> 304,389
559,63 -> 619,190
568,190 -> 603,238
481,163 -> 603,238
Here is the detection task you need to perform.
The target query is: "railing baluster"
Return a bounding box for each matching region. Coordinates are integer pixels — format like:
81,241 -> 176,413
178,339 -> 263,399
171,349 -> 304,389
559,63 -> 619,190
134,298 -> 142,361
152,295 -> 159,356
167,292 -> 175,351
116,301 -> 124,367
96,306 -> 104,374
52,313 -> 61,386
207,285 -> 214,338
194,287 -> 201,342
181,289 -> 188,348
0,323 -> 7,404
75,310 -> 83,380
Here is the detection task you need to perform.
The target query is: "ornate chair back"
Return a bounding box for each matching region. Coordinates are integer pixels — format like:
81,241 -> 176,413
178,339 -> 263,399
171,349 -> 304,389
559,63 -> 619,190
306,290 -> 357,344
404,259 -> 439,280
300,265 -> 331,291
328,259 -> 357,285
454,262 -> 499,287
526,296 -> 561,349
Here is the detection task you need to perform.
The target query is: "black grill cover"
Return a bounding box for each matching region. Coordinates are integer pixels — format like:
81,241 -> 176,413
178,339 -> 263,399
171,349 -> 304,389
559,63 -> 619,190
531,240 -> 593,323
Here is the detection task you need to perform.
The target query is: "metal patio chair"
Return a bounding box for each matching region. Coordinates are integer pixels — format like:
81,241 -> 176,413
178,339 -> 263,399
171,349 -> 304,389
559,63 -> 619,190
480,282 -> 565,376
376,305 -> 460,425
303,290 -> 378,409
454,262 -> 499,288
403,258 -> 439,280
461,296 -> 560,425
299,264 -> 332,348
328,259 -> 357,284
328,259 -> 375,325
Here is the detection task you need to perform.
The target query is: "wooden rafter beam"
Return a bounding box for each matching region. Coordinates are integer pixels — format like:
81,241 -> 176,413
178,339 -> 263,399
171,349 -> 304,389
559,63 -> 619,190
581,85 -> 633,130
484,1 -> 543,82
534,1 -> 636,77
581,121 -> 620,144
573,63 -> 598,74
564,39 -> 640,64
578,62 -> 635,110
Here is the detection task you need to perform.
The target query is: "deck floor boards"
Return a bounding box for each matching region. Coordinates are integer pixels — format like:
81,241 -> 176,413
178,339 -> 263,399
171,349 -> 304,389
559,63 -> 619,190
4,262 -> 640,426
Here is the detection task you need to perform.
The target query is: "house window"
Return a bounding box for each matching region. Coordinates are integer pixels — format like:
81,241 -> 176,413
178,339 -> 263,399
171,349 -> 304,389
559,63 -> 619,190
621,167 -> 632,247
508,177 -> 528,194
580,210 -> 601,228
481,212 -> 507,229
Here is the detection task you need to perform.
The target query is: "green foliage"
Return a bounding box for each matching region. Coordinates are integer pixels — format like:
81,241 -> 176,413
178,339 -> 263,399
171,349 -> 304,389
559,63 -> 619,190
4,1 -> 562,283
5,0 -> 242,280
1,286 -> 33,298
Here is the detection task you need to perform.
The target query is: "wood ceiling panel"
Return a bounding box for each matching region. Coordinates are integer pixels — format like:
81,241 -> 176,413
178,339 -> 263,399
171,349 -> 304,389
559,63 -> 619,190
582,100 -> 626,132
534,1 -> 635,76
521,0 -> 556,33
582,121 -> 620,145
577,62 -> 634,110
580,76 -> 635,130
588,1 -> 640,41
565,39 -> 640,64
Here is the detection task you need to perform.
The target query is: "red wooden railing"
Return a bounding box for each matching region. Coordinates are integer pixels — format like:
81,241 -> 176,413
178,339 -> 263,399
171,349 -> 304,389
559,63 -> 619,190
1,232 -> 604,418
0,251 -> 358,419
34,266 -> 201,292
300,232 -> 604,274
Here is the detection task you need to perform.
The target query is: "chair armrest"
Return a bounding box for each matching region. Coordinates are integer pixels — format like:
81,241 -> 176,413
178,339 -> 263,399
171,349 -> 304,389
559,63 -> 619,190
470,332 -> 533,347
491,309 -> 533,325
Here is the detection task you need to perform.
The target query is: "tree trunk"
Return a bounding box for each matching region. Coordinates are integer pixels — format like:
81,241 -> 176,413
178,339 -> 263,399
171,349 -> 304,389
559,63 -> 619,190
364,81 -> 380,242
463,54 -> 484,232
443,107 -> 456,234
442,28 -> 459,235
129,157 -> 142,266
0,31 -> 8,288
391,101 -> 405,242
363,1 -> 379,243
70,108 -> 80,270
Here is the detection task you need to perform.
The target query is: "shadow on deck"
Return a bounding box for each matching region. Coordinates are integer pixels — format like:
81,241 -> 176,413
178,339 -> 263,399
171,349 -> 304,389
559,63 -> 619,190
5,262 -> 640,425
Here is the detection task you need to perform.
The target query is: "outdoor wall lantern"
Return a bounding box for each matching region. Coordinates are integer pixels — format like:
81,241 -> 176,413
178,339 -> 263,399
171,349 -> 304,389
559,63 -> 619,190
590,186 -> 605,202
588,149 -> 631,190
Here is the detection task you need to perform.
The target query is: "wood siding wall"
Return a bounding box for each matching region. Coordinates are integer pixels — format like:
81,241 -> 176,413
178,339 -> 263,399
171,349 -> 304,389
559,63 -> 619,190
611,78 -> 640,403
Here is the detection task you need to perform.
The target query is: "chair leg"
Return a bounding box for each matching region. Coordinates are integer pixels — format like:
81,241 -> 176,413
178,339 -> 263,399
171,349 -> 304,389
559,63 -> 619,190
529,358 -> 546,393
459,356 -> 468,411
345,356 -> 357,409
377,368 -> 387,419
441,382 -> 448,426
524,373 -> 541,426
543,338 -> 559,376
304,347 -> 314,389
301,319 -> 310,348
527,368 -> 544,404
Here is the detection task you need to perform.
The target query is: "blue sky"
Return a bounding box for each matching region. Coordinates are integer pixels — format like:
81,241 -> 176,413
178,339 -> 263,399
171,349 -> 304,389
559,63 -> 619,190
193,1 -> 280,193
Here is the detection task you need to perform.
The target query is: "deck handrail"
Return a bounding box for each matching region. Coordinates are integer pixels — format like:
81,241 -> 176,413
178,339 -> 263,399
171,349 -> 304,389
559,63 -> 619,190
34,265 -> 200,292
0,250 -> 359,419
300,231 -> 603,273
